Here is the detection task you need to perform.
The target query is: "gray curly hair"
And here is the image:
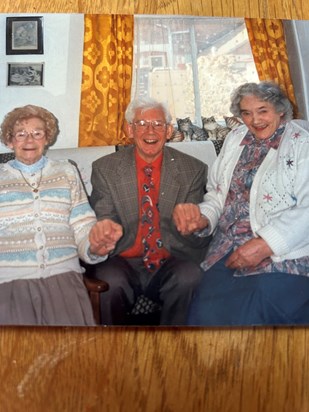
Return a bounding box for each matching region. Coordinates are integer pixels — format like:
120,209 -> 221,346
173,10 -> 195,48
229,81 -> 294,121
0,104 -> 59,147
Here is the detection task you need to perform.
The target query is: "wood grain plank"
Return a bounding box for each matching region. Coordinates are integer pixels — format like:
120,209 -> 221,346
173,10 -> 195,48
1,326 -> 309,411
0,0 -> 309,20
0,0 -> 133,14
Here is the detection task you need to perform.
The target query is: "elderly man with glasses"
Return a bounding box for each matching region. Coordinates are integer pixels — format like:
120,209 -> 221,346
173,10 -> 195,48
89,98 -> 210,325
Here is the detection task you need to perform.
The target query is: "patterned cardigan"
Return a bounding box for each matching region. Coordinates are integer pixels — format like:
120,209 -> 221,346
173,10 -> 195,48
0,157 -> 105,284
200,120 -> 309,262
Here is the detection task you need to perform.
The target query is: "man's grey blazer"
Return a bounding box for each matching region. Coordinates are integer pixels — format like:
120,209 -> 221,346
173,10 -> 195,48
90,145 -> 210,263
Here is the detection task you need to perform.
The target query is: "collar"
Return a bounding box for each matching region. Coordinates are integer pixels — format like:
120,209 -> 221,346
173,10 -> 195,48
240,123 -> 286,150
10,155 -> 47,173
135,150 -> 163,171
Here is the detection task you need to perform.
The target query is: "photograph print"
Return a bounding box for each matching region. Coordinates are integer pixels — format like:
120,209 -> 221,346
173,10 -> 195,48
7,63 -> 44,86
6,16 -> 44,55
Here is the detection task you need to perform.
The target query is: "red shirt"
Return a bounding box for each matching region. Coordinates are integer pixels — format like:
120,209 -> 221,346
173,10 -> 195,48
120,150 -> 170,262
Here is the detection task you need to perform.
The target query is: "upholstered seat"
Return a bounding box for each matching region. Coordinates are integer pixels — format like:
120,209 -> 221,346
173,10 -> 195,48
0,151 -> 15,162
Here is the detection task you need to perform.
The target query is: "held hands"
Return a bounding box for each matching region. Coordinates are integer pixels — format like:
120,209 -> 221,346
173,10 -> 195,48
173,203 -> 208,236
89,219 -> 123,256
225,237 -> 273,270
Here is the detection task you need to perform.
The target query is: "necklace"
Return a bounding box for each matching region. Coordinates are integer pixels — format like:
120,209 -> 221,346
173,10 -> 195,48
19,169 -> 43,193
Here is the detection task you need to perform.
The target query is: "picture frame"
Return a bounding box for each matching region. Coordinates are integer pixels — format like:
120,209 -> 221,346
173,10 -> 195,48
7,62 -> 44,87
6,16 -> 44,55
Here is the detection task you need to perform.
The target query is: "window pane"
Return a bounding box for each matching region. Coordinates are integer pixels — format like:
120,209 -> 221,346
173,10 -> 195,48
132,16 -> 259,125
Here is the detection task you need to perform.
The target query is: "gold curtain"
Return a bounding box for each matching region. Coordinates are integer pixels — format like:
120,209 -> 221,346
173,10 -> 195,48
79,15 -> 134,147
245,18 -> 298,117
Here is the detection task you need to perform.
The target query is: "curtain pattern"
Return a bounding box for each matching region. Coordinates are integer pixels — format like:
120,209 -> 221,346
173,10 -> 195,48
245,18 -> 298,116
79,15 -> 134,147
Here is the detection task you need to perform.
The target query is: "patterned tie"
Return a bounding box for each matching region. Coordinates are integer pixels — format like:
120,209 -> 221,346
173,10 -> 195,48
141,165 -> 164,272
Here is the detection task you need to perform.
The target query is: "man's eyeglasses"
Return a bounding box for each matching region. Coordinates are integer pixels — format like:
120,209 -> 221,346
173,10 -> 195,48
13,130 -> 46,142
133,120 -> 167,131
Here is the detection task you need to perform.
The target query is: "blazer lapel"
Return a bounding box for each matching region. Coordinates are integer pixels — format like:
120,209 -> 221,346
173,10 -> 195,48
159,147 -> 181,217
115,148 -> 139,236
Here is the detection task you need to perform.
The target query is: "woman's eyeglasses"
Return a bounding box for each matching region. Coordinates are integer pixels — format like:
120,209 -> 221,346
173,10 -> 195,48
13,130 -> 46,142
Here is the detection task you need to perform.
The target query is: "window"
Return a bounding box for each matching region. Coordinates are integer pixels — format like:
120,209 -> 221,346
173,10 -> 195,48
131,16 -> 259,125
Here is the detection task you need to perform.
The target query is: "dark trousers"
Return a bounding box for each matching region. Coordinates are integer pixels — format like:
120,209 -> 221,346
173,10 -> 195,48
188,255 -> 309,326
93,255 -> 202,326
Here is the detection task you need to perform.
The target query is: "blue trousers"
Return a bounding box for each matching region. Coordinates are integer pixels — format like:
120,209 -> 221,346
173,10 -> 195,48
187,255 -> 309,326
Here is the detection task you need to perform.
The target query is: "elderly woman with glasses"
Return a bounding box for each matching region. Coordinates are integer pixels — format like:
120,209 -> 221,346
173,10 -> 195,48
0,104 -> 115,326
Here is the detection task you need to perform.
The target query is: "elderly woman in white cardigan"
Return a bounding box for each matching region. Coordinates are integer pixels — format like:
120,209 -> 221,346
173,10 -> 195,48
173,81 -> 309,326
0,104 -> 121,326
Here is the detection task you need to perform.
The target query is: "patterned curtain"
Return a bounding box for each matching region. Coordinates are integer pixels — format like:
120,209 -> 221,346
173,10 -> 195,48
245,18 -> 298,117
79,15 -> 134,147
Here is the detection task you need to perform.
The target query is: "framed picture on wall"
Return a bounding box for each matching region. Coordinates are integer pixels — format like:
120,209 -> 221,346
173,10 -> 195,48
6,16 -> 44,55
7,63 -> 44,86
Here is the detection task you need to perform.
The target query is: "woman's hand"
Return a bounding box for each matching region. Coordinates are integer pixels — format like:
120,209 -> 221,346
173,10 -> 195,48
173,203 -> 209,236
89,219 -> 123,256
225,237 -> 273,270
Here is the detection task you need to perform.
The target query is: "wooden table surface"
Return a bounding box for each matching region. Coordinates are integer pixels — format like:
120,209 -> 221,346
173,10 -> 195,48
1,325 -> 308,411
1,1 -> 309,411
2,0 -> 309,20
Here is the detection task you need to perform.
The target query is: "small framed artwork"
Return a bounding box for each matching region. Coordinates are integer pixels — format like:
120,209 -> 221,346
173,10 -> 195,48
7,63 -> 44,87
6,16 -> 44,55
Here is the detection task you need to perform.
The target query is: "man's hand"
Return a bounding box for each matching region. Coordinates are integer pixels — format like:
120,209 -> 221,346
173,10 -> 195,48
89,219 -> 123,256
173,203 -> 208,236
225,237 -> 273,270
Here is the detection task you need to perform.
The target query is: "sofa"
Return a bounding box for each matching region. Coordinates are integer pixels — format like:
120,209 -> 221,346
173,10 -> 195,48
0,141 -> 218,189
0,142 -> 219,195
45,140 -> 219,196
0,141 -> 219,324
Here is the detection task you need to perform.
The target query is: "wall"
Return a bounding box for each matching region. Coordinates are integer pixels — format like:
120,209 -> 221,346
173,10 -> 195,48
0,13 -> 84,151
284,19 -> 309,119
1,12 -> 309,154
